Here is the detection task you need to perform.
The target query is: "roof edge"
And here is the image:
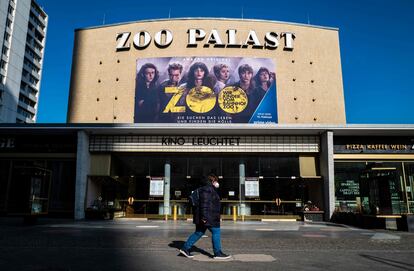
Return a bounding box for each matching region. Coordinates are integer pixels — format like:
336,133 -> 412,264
74,17 -> 339,32
1,123 -> 414,130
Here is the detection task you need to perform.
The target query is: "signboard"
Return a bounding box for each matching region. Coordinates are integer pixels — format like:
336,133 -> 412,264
336,179 -> 360,200
89,135 -> 320,153
134,57 -> 277,124
334,137 -> 414,154
0,135 -> 76,153
245,177 -> 260,197
116,29 -> 295,51
149,177 -> 164,197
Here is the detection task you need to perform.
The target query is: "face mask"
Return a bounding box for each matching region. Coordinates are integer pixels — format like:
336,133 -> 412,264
213,181 -> 219,188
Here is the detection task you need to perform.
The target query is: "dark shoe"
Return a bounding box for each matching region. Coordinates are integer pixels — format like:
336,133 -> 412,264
179,248 -> 194,258
213,251 -> 231,260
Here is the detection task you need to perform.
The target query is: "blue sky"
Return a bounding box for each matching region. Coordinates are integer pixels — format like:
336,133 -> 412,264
35,0 -> 414,124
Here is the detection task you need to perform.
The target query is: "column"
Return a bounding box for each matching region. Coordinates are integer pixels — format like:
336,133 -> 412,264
74,130 -> 90,220
163,162 -> 171,218
320,131 -> 335,221
239,162 -> 246,217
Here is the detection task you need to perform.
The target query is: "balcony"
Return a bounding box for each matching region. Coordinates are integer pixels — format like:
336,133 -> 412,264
30,6 -> 47,26
18,100 -> 36,115
29,16 -> 46,37
1,54 -> 8,63
32,46 -> 43,57
21,74 -> 38,90
23,64 -> 40,81
3,39 -> 11,49
20,87 -> 38,104
16,111 -> 34,123
24,53 -> 41,69
27,27 -> 44,45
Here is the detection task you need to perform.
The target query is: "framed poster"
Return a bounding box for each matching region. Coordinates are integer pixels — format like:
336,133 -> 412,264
149,177 -> 164,197
245,177 -> 260,197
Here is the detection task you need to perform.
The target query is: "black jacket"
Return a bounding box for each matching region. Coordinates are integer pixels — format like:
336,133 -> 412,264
193,183 -> 221,227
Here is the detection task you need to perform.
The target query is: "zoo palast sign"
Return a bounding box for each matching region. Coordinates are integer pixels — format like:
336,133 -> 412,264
116,28 -> 295,51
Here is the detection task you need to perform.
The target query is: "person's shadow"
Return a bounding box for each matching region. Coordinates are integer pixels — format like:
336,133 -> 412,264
169,241 -> 214,258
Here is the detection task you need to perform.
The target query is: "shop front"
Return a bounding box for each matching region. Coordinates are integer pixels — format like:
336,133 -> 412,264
0,131 -> 77,218
85,134 -> 323,220
333,136 -> 414,229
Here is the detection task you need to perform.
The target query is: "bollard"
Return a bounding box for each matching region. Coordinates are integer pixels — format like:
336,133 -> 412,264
173,205 -> 177,221
232,205 -> 237,221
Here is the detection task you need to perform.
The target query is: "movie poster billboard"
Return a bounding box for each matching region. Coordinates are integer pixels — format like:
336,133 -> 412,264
134,57 -> 277,124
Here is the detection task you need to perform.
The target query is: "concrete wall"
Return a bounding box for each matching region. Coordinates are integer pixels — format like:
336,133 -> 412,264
74,130 -> 90,220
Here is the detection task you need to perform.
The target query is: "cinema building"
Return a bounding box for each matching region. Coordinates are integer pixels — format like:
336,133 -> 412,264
1,18 -> 413,228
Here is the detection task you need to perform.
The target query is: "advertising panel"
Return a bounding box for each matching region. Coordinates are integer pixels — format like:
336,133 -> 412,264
149,177 -> 164,197
245,177 -> 260,197
134,57 -> 277,124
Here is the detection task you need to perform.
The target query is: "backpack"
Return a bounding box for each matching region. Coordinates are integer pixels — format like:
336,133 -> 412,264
189,188 -> 200,207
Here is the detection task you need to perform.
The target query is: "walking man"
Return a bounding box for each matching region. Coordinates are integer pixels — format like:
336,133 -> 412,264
180,173 -> 231,259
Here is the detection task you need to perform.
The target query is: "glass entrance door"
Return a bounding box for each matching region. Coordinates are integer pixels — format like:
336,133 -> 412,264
360,168 -> 403,215
8,163 -> 52,215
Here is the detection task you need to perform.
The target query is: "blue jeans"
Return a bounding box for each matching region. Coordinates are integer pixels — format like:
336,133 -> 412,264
183,224 -> 222,255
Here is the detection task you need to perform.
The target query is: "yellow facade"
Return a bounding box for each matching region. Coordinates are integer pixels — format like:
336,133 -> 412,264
67,18 -> 346,124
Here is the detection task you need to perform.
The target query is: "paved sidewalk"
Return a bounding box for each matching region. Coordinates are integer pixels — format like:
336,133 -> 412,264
0,219 -> 413,271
